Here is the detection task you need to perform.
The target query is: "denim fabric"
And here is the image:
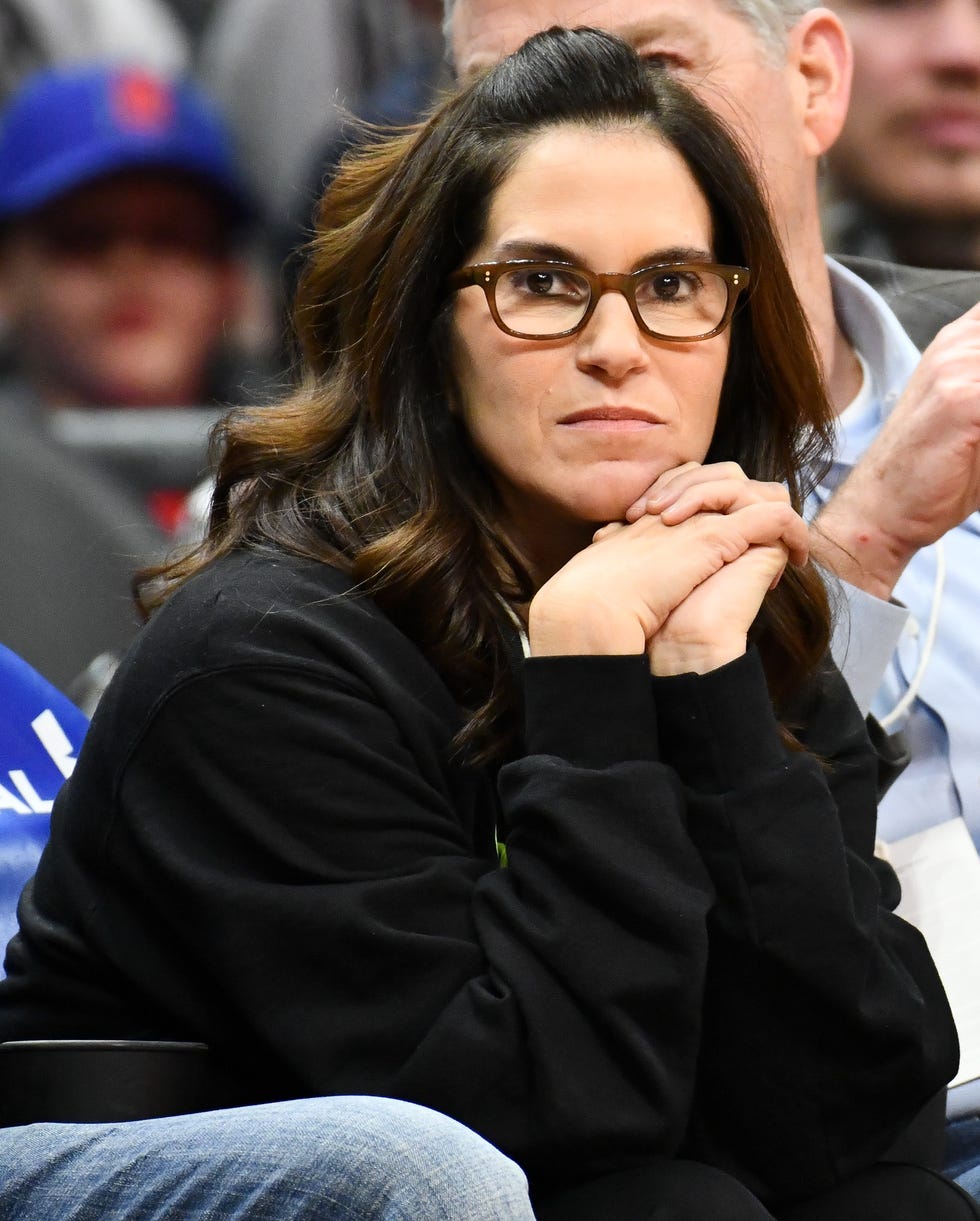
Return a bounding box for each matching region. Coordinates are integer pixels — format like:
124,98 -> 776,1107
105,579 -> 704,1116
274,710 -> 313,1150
960,1167 -> 980,1207
951,1115 -> 980,1202
948,1115 -> 980,1184
0,1095 -> 533,1220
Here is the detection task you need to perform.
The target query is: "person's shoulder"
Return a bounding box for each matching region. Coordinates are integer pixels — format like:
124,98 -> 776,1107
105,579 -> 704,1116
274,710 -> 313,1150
838,253 -> 980,299
179,545 -> 353,610
127,545 -> 441,701
91,547 -> 397,745
146,547 -> 370,668
835,255 -> 980,349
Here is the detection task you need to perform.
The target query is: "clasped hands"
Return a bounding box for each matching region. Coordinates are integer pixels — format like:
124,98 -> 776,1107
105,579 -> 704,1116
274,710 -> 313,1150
528,462 -> 808,675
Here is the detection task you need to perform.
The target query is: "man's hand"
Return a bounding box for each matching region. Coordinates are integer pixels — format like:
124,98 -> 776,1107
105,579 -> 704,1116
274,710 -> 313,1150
812,301 -> 980,600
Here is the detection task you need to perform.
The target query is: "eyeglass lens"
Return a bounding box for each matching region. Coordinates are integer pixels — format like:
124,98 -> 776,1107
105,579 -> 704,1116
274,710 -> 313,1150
494,265 -> 729,338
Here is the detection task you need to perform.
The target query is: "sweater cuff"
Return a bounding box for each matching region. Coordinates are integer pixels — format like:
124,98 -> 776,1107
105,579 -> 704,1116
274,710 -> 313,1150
652,649 -> 786,794
523,654 -> 658,769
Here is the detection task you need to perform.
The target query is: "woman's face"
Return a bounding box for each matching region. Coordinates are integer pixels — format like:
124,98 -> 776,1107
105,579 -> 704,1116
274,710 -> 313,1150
451,123 -> 731,565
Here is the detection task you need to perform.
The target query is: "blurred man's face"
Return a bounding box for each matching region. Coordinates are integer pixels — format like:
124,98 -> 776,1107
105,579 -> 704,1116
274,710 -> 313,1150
450,0 -> 814,249
0,170 -> 241,408
829,0 -> 980,220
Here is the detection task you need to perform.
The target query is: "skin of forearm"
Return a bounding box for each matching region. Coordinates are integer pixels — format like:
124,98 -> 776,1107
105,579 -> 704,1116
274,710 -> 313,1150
809,486 -> 916,602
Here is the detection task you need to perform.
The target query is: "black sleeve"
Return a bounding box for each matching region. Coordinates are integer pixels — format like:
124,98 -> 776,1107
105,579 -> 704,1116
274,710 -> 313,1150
106,651 -> 714,1186
654,651 -> 957,1204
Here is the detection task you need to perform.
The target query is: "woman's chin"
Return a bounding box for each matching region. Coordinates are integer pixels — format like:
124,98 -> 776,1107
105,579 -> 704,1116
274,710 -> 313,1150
577,479 -> 665,525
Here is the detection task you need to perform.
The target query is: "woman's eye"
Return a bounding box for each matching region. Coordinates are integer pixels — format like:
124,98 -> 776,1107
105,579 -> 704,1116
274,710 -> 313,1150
525,271 -> 557,295
512,269 -> 584,298
649,271 -> 698,301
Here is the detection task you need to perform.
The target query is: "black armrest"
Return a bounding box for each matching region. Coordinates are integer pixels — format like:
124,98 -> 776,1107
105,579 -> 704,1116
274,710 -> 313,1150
0,1039 -> 233,1126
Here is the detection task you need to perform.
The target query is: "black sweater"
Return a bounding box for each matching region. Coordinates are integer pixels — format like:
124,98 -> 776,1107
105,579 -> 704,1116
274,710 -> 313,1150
0,549 -> 957,1203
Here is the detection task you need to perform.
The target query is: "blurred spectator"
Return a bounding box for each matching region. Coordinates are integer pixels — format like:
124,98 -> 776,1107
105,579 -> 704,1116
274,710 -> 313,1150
157,0 -> 222,45
291,0 -> 448,290
0,64 -> 261,534
311,0 -> 447,183
824,0 -> 980,269
199,0 -> 434,233
0,0 -> 189,103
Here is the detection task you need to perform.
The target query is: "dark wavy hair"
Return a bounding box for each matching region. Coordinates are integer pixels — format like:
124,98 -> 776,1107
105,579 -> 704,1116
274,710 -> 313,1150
140,26 -> 834,759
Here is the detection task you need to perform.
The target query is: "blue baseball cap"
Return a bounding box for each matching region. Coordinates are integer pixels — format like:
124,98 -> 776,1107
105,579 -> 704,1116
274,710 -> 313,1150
0,65 -> 252,223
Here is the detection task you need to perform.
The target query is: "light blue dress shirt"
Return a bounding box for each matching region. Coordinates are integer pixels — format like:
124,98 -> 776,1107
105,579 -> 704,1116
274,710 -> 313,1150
813,258 -> 980,848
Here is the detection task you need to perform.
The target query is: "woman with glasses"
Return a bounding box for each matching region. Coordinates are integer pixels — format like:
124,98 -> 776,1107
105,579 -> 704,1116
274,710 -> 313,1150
0,25 -> 968,1221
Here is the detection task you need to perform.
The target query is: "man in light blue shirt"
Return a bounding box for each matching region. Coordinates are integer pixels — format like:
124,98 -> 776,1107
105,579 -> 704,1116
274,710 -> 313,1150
820,257 -> 980,847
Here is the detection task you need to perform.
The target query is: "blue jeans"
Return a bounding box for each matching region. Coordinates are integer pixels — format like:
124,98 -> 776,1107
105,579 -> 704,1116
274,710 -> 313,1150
0,1095 -> 534,1220
950,1116 -> 980,1201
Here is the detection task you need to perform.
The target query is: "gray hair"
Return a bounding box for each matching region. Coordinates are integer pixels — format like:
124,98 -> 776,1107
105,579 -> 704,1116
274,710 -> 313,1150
443,1 -> 819,59
726,1 -> 818,48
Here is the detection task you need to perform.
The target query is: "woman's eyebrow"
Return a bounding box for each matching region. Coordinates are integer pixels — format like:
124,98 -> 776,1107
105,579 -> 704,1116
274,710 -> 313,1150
633,245 -> 715,268
492,239 -> 580,263
490,239 -> 716,268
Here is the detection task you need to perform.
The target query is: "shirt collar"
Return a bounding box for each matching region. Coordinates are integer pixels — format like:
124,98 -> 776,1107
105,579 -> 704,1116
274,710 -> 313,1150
824,257 -> 923,470
826,255 -> 921,425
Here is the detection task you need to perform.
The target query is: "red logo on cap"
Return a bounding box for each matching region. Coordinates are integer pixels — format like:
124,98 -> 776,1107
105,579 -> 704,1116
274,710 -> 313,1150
110,71 -> 175,134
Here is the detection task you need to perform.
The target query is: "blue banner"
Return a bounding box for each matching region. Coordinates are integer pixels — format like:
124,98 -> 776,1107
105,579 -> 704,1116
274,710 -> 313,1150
0,644 -> 89,969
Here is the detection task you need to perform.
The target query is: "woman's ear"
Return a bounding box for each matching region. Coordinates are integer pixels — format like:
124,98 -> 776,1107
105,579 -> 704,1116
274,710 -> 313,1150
789,8 -> 853,159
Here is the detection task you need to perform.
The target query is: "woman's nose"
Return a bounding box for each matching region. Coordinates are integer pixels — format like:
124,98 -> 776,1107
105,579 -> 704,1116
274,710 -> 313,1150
574,290 -> 649,379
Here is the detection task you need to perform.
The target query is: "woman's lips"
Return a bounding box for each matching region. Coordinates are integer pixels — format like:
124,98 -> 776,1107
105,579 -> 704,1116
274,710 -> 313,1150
559,407 -> 663,431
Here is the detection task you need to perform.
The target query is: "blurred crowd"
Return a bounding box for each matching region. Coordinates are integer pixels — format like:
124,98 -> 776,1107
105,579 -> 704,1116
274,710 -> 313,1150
0,0 -> 446,700
823,0 -> 980,270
